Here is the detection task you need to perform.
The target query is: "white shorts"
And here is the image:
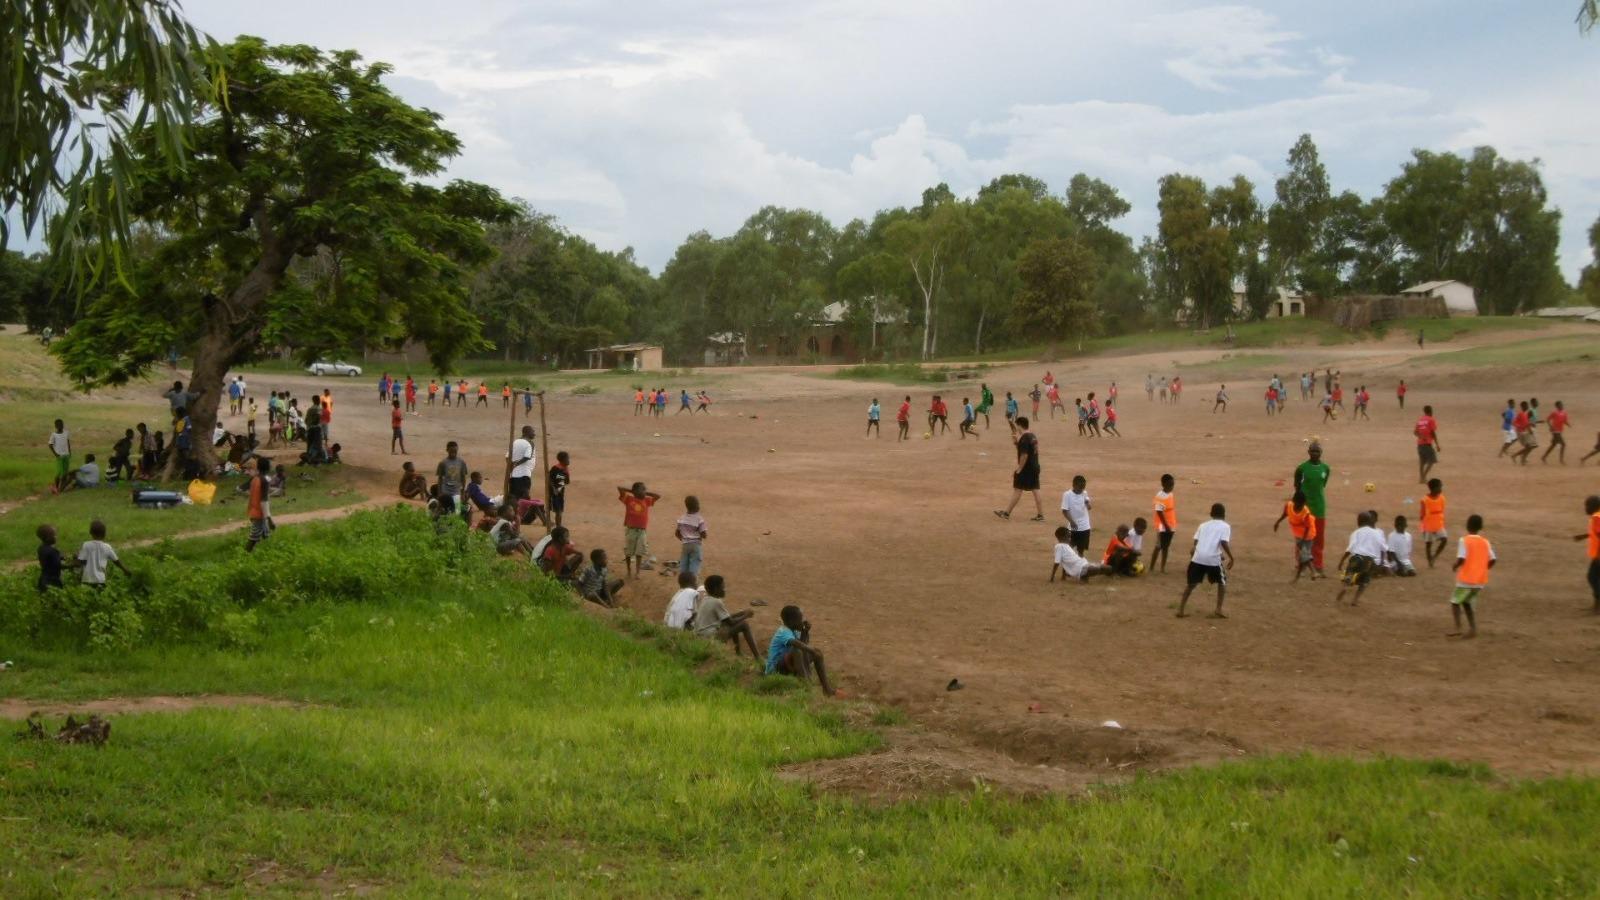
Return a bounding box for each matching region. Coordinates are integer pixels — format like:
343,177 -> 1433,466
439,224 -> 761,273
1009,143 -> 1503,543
1502,428 -> 1516,444
1421,530 -> 1446,542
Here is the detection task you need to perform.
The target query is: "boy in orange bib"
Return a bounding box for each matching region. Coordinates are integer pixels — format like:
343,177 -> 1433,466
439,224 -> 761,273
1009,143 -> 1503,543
1449,514 -> 1496,639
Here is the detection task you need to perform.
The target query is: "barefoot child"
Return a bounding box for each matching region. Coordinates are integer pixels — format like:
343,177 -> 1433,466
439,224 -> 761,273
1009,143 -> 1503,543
1449,514 -> 1495,638
690,575 -> 761,666
959,397 -> 979,439
1335,510 -> 1387,605
767,604 -> 834,695
867,398 -> 880,437
74,520 -> 131,587
399,461 -> 428,500
1101,524 -> 1141,576
618,482 -> 661,577
1177,503 -> 1233,618
1103,400 -> 1121,436
1152,474 -> 1178,574
896,395 -> 911,442
577,549 -> 625,608
1420,478 -> 1447,567
1272,490 -> 1318,581
1051,526 -> 1111,583
35,525 -> 64,592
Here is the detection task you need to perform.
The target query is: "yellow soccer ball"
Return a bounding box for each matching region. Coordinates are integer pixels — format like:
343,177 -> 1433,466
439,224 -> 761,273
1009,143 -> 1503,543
923,432 -> 932,439
1132,561 -> 1145,575
1364,482 -> 1376,492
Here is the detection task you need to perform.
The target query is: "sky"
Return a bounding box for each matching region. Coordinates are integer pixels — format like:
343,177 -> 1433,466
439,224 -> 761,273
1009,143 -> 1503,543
52,2 -> 1600,278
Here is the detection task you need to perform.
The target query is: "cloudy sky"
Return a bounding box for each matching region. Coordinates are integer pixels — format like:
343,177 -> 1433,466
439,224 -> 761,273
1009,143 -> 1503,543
183,2 -> 1600,278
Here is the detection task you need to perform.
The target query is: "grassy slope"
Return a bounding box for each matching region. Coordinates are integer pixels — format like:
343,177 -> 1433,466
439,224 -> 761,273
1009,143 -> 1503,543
2,513 -> 1596,896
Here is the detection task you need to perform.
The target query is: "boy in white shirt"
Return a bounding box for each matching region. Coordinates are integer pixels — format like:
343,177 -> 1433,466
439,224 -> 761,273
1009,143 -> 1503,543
74,520 -> 130,587
663,571 -> 702,629
1178,503 -> 1234,618
1060,475 -> 1093,553
1386,514 -> 1417,577
1128,517 -> 1148,555
1050,526 -> 1111,584
1336,510 -> 1389,605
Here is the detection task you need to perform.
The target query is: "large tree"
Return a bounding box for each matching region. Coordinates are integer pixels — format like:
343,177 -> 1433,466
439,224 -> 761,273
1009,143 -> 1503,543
1581,215 -> 1600,305
3,0 -> 208,277
1158,174 -> 1234,328
1012,236 -> 1100,341
53,38 -> 512,472
1267,134 -> 1332,292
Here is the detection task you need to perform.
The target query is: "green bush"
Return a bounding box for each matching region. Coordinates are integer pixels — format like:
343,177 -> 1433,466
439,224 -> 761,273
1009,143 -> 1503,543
0,507 -> 567,651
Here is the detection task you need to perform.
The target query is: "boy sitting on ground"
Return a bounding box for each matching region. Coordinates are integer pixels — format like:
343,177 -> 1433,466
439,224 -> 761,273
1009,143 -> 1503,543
488,504 -> 534,557
663,571 -> 701,629
1101,524 -> 1142,576
766,604 -> 835,696
689,575 -> 761,667
399,461 -> 428,500
64,454 -> 100,491
1050,526 -> 1111,583
577,549 -> 625,608
537,526 -> 583,581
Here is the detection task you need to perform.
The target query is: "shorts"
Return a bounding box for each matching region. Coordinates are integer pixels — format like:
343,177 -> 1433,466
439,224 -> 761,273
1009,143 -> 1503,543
679,541 -> 703,576
1451,586 -> 1482,605
249,517 -> 270,543
54,455 -> 70,478
1518,432 -> 1538,449
1012,468 -> 1040,491
550,492 -> 565,513
1550,432 -> 1565,446
1502,428 -> 1517,445
508,475 -> 531,500
1295,538 -> 1315,564
1421,529 -> 1446,542
1158,531 -> 1175,550
392,427 -> 403,439
1342,555 -> 1376,586
1070,529 -> 1091,553
624,526 -> 649,559
1417,444 -> 1437,464
1186,562 -> 1225,586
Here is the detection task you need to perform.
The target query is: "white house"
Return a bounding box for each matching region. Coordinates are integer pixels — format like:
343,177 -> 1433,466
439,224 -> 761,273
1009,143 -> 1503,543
1227,282 -> 1306,318
1400,280 -> 1477,317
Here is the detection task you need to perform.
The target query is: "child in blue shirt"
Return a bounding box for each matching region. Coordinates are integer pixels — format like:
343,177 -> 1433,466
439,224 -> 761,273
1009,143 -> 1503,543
766,605 -> 834,695
960,398 -> 979,439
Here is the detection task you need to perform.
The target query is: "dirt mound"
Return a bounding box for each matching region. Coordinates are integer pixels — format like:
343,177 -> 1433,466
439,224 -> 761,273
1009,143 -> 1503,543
0,694 -> 307,719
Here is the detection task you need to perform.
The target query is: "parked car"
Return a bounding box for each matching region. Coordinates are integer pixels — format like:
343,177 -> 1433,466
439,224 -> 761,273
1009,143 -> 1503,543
306,360 -> 362,377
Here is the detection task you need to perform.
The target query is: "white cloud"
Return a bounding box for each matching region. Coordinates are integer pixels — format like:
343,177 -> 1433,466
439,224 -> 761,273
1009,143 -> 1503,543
1134,5 -> 1308,91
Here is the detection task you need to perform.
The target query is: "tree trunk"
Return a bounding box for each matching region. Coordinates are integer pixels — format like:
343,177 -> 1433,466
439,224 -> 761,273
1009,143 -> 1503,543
172,234 -> 292,478
974,306 -> 986,356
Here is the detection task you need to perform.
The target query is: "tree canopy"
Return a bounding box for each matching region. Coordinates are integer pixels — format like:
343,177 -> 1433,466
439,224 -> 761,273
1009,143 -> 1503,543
52,37 -> 512,469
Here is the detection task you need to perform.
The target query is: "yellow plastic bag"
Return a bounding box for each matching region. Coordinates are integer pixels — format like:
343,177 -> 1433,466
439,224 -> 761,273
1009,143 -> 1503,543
187,479 -> 216,505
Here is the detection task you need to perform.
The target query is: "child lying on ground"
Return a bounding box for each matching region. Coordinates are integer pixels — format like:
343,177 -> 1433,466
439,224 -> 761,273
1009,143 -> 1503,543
1050,526 -> 1111,583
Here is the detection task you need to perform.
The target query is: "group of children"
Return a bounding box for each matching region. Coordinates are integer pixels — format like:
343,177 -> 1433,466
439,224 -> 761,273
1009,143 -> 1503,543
380,374 -> 526,411
634,388 -> 713,416
1494,397 -> 1595,466
872,380 -> 1121,442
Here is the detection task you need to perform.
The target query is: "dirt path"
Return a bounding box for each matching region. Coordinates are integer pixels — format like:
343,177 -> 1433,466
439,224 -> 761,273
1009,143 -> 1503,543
0,694 -> 309,719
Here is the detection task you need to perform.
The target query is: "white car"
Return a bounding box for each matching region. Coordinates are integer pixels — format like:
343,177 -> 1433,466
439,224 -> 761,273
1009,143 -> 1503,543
307,360 -> 362,377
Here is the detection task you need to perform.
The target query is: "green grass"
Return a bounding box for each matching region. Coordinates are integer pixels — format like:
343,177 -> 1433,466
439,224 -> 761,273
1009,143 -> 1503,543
831,363 -> 991,385
1380,316 -> 1553,342
0,465 -> 364,562
2,512 -> 1598,895
1421,333 -> 1600,367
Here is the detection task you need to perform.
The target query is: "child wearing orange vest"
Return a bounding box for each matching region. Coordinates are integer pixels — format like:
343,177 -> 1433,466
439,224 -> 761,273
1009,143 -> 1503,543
1273,490 -> 1319,581
1575,495 -> 1600,613
1450,514 -> 1495,639
634,388 -> 646,415
1152,473 -> 1178,574
1419,478 -> 1447,568
1101,524 -> 1140,576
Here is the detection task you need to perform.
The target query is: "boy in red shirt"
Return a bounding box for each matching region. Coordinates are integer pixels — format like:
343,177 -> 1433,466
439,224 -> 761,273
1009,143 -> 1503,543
1396,380 -> 1407,409
404,377 -> 417,412
617,481 -> 661,576
896,395 -> 911,442
929,395 -> 949,435
390,400 -> 407,455
1413,404 -> 1441,483
1574,495 -> 1600,612
1541,400 -> 1570,464
1510,401 -> 1537,465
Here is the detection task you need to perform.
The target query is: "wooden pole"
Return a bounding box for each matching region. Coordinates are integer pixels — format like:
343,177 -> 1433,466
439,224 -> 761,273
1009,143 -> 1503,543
502,387 -> 519,499
536,391 -> 550,525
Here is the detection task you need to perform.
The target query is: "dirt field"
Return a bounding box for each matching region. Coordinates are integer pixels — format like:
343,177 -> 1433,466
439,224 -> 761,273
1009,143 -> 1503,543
89,327 -> 1600,781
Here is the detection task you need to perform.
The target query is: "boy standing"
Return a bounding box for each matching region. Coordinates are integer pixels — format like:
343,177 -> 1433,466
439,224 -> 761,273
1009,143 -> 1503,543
1335,511 -> 1387,605
1213,384 -> 1228,414
1414,404 -> 1441,483
75,520 -> 130,587
1028,384 -> 1042,419
1061,474 -> 1092,553
1542,400 -> 1570,464
766,605 -> 834,695
1449,514 -> 1496,639
390,400 -> 408,455
1177,503 -> 1234,619
47,419 -> 71,493
1420,478 -> 1448,567
246,457 -> 271,553
1004,391 -> 1019,425
959,398 -> 979,439
36,524 -> 64,592
896,395 -> 911,442
434,441 -> 469,518
1272,490 -> 1318,581
618,481 -> 661,577
1050,526 -> 1111,583
548,450 -> 571,527
676,496 -> 708,578
1152,474 -> 1178,574
1573,495 -> 1600,613
867,398 -> 881,437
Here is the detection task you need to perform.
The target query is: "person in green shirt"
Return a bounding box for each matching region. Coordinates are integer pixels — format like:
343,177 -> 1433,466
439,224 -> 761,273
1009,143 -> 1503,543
1293,443 -> 1332,574
976,384 -> 995,430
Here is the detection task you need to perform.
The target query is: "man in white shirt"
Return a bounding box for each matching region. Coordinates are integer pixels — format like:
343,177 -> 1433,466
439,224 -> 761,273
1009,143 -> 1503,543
507,425 -> 536,501
1336,511 -> 1388,605
663,571 -> 702,629
1050,526 -> 1110,583
1060,475 -> 1093,553
1386,515 -> 1416,577
1178,503 -> 1234,618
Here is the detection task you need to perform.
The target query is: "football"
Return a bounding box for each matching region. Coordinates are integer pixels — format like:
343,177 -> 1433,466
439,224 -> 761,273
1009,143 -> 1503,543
1364,482 -> 1376,492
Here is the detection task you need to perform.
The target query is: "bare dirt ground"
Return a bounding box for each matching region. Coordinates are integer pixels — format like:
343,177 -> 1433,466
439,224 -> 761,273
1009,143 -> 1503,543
41,325 -> 1600,784
0,694 -> 306,718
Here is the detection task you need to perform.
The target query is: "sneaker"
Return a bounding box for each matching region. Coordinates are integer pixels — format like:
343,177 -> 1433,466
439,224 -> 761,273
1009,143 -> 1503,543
992,510 -> 1010,520
1029,515 -> 1046,522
